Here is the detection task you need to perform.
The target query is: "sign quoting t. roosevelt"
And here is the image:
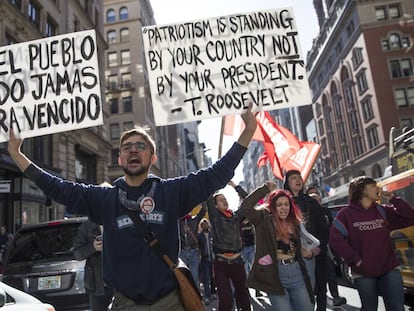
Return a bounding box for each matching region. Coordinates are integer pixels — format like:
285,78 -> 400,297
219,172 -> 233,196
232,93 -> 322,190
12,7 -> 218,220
0,29 -> 103,142
142,7 -> 312,126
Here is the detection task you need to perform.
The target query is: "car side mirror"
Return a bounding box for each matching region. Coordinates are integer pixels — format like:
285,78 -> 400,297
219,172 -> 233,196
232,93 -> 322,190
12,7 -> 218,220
0,287 -> 6,307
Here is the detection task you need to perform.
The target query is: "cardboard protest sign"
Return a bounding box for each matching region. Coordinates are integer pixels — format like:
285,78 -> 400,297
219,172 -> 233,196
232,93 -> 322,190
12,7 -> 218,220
142,7 -> 312,126
0,29 -> 103,142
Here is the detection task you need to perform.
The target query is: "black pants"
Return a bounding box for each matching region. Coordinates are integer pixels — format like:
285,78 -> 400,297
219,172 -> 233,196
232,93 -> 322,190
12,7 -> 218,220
89,286 -> 114,311
315,255 -> 328,311
326,255 -> 340,298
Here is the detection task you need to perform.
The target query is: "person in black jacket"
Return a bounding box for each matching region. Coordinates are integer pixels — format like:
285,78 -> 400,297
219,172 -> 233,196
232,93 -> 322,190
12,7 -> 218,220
197,218 -> 215,305
206,181 -> 251,311
73,220 -> 114,311
178,204 -> 206,287
284,170 -> 329,311
306,188 -> 347,307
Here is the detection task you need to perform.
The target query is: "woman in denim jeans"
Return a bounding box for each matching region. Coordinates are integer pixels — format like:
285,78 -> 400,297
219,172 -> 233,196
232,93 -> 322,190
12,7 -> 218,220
330,176 -> 414,311
240,181 -> 314,311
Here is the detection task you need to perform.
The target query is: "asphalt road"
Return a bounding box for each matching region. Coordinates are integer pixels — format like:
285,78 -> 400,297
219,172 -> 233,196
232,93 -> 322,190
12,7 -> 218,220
205,283 -> 414,311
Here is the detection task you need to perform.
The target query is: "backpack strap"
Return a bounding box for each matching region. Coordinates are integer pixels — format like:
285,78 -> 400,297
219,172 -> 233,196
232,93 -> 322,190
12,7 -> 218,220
376,204 -> 387,220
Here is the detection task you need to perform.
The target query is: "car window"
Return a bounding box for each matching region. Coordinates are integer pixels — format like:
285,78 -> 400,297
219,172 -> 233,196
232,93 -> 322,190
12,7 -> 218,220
6,223 -> 82,264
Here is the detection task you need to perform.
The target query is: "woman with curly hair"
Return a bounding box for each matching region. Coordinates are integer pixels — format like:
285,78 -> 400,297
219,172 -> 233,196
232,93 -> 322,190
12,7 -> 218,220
240,181 -> 314,311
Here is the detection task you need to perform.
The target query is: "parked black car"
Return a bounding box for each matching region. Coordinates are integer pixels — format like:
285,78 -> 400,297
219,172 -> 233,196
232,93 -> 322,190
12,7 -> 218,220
2,217 -> 89,310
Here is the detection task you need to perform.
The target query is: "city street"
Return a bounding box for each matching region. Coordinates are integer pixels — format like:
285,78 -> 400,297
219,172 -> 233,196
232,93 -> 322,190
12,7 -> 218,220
204,280 -> 414,311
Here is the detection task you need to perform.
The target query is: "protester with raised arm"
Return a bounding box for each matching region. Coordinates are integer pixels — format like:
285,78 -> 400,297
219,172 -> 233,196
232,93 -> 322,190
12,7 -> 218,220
7,105 -> 257,311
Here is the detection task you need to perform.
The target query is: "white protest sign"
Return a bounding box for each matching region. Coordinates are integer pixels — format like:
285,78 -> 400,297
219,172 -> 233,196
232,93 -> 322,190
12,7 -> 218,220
142,7 -> 312,126
0,29 -> 103,142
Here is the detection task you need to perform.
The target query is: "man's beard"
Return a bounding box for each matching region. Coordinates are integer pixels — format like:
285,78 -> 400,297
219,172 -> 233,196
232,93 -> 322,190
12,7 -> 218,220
121,163 -> 149,176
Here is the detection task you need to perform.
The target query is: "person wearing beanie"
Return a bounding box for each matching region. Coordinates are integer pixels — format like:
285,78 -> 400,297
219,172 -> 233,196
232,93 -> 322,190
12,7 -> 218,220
283,170 -> 329,311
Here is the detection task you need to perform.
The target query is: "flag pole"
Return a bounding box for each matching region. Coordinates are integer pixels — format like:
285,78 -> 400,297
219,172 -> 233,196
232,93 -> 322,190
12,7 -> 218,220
218,117 -> 225,158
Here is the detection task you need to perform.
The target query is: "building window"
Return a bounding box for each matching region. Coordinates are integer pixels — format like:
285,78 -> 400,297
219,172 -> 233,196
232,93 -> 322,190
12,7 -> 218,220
121,50 -> 130,65
328,132 -> 336,152
122,96 -> 132,113
400,117 -> 413,129
389,33 -> 402,49
28,1 -> 40,29
376,4 -> 401,21
350,111 -> 359,132
338,123 -> 346,141
352,48 -> 363,69
111,149 -> 119,166
10,0 -> 22,9
108,52 -> 117,67
333,98 -> 342,119
106,9 -> 116,22
353,136 -> 364,156
107,30 -> 116,44
375,7 -> 386,20
402,36 -> 411,48
324,158 -> 331,175
381,39 -> 390,51
389,4 -> 401,19
335,40 -> 343,57
367,126 -> 379,149
120,28 -> 129,42
321,138 -> 327,156
123,121 -> 133,131
382,33 -> 411,51
318,119 -> 325,136
341,145 -> 350,162
356,71 -> 368,94
110,123 -> 120,140
107,74 -> 118,91
109,98 -> 119,114
315,102 -> 321,117
346,20 -> 355,38
121,73 -> 131,88
394,87 -> 414,107
119,7 -> 128,20
390,59 -> 413,78
361,96 -> 374,122
75,148 -> 97,183
45,17 -> 57,37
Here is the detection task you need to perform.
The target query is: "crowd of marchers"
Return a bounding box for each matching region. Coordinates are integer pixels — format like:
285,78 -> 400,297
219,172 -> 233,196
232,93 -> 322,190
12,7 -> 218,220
6,104 -> 414,311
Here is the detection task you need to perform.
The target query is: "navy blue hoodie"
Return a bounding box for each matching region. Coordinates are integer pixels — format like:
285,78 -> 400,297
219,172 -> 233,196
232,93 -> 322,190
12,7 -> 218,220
23,143 -> 247,303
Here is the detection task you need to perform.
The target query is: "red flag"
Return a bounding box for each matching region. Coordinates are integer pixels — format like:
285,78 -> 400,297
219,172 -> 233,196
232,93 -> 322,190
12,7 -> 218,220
283,142 -> 321,181
222,113 -> 320,181
255,113 -> 320,181
255,112 -> 301,166
255,123 -> 284,180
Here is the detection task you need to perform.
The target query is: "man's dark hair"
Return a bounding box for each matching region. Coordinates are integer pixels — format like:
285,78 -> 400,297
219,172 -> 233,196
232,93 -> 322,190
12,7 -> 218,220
349,176 -> 377,202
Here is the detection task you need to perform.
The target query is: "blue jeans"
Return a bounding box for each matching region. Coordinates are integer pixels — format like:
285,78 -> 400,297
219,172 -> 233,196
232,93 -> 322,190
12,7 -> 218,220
179,248 -> 200,289
241,245 -> 255,274
268,261 -> 313,311
354,269 -> 404,311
